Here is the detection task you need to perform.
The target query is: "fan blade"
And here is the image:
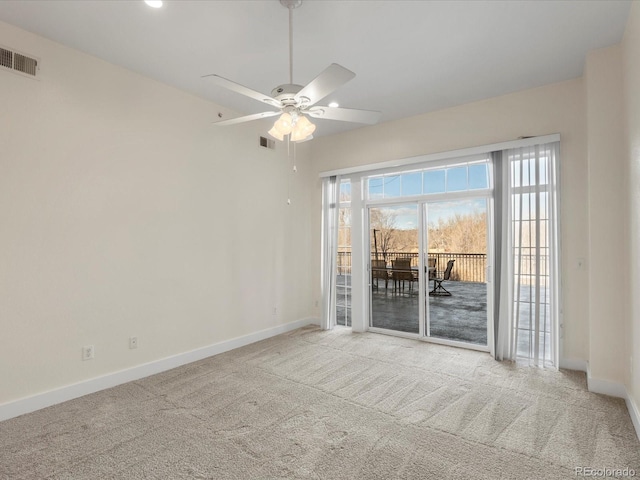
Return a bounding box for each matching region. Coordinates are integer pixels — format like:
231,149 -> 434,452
214,111 -> 280,126
306,106 -> 382,125
295,64 -> 356,107
203,74 -> 283,108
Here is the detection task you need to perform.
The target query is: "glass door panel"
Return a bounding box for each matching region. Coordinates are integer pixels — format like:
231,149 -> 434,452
369,204 -> 419,334
425,199 -> 488,346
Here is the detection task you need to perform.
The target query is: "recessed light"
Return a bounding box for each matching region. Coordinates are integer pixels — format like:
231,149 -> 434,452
328,102 -> 339,108
145,0 -> 163,8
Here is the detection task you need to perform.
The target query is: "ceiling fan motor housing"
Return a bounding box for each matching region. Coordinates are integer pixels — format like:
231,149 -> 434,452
271,84 -> 310,107
280,0 -> 302,9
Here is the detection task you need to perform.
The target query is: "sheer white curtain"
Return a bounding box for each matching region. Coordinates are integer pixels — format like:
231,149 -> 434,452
321,176 -> 340,330
496,142 -> 560,367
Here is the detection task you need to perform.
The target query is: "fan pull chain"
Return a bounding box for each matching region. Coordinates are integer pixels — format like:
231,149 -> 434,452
286,136 -> 297,205
293,141 -> 297,173
287,136 -> 292,205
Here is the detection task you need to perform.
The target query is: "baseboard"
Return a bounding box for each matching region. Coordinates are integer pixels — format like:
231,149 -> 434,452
581,364 -> 640,441
626,393 -> 640,441
559,357 -> 588,372
0,317 -> 318,423
586,365 -> 628,398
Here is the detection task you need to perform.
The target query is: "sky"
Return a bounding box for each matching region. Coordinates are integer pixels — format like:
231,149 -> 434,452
378,199 -> 487,231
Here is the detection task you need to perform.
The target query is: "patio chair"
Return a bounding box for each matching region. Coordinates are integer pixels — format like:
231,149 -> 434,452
427,257 -> 436,280
429,259 -> 455,296
371,259 -> 388,289
392,258 -> 413,294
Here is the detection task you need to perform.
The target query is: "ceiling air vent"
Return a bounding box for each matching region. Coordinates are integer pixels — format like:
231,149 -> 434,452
0,45 -> 39,78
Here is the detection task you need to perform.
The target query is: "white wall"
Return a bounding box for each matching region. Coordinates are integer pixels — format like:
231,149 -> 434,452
309,78 -> 589,364
584,44 -> 628,384
622,1 -> 640,416
0,21 -> 314,406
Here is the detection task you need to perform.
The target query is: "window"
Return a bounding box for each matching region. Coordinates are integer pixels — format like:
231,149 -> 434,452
337,180 -> 352,326
367,159 -> 490,200
508,143 -> 559,366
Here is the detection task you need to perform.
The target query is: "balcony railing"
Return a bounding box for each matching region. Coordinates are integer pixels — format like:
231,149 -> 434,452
337,251 -> 488,283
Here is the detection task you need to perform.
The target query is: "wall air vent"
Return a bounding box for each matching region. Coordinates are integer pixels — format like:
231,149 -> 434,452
0,48 -> 12,69
0,45 -> 39,78
14,53 -> 37,76
259,136 -> 275,149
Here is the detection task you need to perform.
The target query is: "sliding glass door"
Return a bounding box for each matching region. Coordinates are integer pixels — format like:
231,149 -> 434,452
425,199 -> 488,347
369,204 -> 420,334
368,199 -> 489,348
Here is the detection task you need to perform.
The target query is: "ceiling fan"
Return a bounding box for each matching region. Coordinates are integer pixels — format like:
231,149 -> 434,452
203,0 -> 381,142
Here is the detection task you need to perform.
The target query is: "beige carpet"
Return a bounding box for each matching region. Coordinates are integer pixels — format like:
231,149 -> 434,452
1,326 -> 638,479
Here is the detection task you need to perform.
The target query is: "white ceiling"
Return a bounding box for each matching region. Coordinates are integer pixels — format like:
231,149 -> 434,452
0,0 -> 632,138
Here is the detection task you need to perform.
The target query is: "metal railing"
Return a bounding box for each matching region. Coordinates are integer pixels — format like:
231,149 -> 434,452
337,251 -> 488,283
427,253 -> 486,283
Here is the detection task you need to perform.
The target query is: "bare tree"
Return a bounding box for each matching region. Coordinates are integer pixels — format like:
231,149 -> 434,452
427,211 -> 486,253
370,209 -> 399,262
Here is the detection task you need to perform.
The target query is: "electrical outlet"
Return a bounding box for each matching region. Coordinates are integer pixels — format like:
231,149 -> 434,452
82,345 -> 94,361
315,300 -> 319,308
272,307 -> 277,316
129,336 -> 138,349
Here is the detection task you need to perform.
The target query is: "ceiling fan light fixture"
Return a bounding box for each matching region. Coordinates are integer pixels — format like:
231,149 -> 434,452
268,126 -> 285,141
297,114 -> 314,131
290,115 -> 316,142
273,112 -> 293,135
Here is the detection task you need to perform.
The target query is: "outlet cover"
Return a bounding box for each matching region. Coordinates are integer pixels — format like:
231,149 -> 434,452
82,345 -> 94,361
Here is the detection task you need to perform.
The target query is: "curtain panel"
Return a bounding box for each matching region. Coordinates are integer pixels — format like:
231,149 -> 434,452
495,142 -> 560,367
321,176 -> 340,330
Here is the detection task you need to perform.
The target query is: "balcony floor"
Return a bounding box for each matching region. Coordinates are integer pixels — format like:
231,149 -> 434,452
338,278 -> 488,347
